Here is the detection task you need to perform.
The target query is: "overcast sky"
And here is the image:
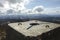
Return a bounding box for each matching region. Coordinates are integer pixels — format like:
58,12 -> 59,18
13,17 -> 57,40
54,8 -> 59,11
0,0 -> 60,14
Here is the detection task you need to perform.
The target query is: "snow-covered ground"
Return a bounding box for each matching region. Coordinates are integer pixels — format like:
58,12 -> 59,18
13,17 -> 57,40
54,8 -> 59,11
8,20 -> 60,36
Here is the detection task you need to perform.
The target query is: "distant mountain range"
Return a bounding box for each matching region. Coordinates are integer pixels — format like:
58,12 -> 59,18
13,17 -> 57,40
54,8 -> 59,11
0,13 -> 60,23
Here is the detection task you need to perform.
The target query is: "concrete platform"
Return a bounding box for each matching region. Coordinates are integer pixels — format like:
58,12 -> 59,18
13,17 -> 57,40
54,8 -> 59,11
8,20 -> 60,36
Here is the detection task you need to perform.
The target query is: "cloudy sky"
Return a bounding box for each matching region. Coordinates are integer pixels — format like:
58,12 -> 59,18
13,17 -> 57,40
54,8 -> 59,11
0,0 -> 60,14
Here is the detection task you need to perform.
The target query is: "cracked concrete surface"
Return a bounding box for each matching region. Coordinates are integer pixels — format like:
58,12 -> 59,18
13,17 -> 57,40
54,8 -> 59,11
8,20 -> 60,36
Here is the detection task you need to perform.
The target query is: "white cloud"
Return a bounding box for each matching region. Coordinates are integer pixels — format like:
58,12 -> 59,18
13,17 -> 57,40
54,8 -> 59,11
6,0 -> 22,4
45,0 -> 60,2
0,0 -> 60,15
0,0 -> 33,14
0,3 -> 3,7
42,7 -> 60,14
32,6 -> 44,13
21,9 -> 32,14
21,6 -> 44,14
24,6 -> 60,14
